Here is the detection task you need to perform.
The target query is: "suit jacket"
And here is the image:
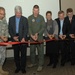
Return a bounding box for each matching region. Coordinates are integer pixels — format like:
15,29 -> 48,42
64,15 -> 75,38
8,16 -> 28,41
55,18 -> 67,35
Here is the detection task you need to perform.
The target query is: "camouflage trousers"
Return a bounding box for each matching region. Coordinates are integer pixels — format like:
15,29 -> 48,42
0,46 -> 6,66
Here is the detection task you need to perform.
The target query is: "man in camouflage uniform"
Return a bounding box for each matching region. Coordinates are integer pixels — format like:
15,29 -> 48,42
0,7 -> 9,75
28,5 -> 45,72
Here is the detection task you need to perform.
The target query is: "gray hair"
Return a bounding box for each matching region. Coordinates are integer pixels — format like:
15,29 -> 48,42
15,6 -> 22,13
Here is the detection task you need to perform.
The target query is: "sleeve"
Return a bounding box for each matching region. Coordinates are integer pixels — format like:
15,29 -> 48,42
44,23 -> 48,37
63,19 -> 70,37
28,17 -> 33,36
70,21 -> 75,34
8,18 -> 14,38
3,19 -> 9,37
23,18 -> 28,39
38,16 -> 46,35
53,20 -> 58,39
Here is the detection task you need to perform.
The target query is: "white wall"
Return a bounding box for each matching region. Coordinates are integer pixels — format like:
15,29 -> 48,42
0,0 -> 59,57
61,0 -> 75,14
0,0 -> 59,21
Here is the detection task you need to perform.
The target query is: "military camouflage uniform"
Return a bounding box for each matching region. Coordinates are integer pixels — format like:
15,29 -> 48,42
0,18 -> 8,66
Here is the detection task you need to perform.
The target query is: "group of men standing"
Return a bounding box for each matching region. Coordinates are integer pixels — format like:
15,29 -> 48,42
55,9 -> 75,67
0,4 -> 75,75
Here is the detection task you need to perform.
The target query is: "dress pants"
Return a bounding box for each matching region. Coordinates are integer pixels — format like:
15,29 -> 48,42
59,40 -> 70,65
70,40 -> 75,65
13,44 -> 27,70
46,41 -> 59,66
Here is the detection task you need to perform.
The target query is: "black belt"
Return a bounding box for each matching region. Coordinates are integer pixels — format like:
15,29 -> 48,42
16,33 -> 19,36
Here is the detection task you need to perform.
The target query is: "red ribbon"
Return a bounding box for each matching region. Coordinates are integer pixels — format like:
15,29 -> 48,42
0,38 -> 72,46
0,39 -> 56,46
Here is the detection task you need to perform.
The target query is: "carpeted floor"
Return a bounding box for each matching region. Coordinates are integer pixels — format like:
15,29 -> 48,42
3,56 -> 75,75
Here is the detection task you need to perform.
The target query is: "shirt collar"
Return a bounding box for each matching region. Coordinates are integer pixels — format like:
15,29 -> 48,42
60,19 -> 64,22
32,14 -> 39,18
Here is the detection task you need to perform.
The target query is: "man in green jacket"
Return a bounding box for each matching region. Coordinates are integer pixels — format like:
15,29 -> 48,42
28,5 -> 45,72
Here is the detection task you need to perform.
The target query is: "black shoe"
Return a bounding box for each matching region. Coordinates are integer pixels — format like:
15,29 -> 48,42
66,59 -> 70,62
52,64 -> 56,68
21,69 -> 26,73
15,69 -> 20,73
71,63 -> 75,66
47,63 -> 52,66
61,63 -> 65,66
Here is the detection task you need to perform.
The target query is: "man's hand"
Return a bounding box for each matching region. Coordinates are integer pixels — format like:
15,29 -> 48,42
0,36 -> 8,42
48,34 -> 54,40
21,38 -> 25,42
59,35 -> 63,40
13,36 -> 19,41
31,35 -> 37,41
69,34 -> 75,39
59,35 -> 66,40
51,35 -> 55,39
35,33 -> 38,40
63,35 -> 66,39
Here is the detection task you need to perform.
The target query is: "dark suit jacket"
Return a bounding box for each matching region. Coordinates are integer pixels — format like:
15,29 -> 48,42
64,15 -> 75,38
55,18 -> 67,35
8,16 -> 28,41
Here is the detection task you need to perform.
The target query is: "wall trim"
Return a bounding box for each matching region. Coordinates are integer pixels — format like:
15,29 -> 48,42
59,0 -> 61,10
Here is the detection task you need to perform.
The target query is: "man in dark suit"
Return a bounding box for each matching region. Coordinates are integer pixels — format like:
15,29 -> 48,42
8,6 -> 28,73
55,11 -> 68,66
65,8 -> 75,65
